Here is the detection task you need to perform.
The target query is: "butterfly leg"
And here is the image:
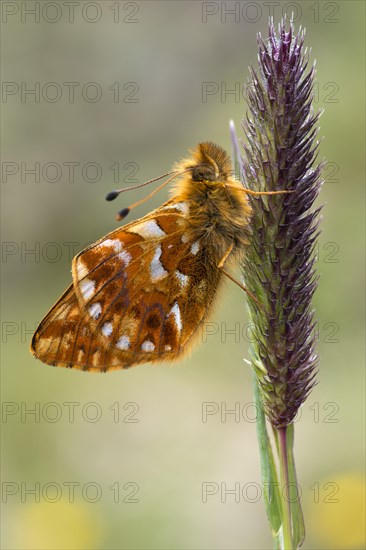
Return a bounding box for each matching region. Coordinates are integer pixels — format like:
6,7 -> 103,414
218,244 -> 263,308
217,243 -> 235,269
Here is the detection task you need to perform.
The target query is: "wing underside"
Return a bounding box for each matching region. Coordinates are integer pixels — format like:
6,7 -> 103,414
31,202 -> 222,371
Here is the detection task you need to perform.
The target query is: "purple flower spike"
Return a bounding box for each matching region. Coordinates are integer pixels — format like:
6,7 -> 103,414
241,19 -> 323,427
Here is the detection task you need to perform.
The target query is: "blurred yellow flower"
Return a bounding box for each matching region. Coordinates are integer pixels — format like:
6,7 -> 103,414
306,473 -> 365,549
14,499 -> 104,549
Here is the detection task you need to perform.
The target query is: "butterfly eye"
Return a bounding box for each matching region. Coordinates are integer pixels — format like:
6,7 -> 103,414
192,164 -> 217,182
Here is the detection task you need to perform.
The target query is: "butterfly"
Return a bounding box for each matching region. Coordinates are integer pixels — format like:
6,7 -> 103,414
31,142 -> 287,372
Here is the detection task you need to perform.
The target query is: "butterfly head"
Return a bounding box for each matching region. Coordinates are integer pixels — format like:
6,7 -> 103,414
191,162 -> 218,183
171,141 -> 240,204
189,142 -> 232,184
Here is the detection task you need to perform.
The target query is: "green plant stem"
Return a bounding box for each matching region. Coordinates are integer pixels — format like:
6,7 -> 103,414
278,427 -> 293,549
286,424 -> 305,547
253,374 -> 282,542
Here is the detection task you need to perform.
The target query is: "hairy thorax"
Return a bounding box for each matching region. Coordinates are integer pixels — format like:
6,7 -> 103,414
174,178 -> 252,261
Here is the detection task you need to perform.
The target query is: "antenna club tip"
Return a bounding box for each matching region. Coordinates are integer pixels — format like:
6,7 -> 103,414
106,191 -> 119,201
116,207 -> 130,221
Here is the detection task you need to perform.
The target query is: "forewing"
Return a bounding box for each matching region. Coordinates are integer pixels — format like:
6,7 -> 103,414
71,200 -> 220,365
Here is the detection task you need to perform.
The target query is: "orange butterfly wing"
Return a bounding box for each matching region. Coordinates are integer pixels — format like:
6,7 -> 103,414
31,200 -> 222,372
30,284 -> 127,372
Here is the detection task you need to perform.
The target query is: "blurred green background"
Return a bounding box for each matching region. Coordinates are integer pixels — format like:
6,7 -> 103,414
1,1 -> 365,548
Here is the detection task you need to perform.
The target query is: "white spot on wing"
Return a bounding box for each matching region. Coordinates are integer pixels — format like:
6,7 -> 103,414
116,335 -> 130,350
174,202 -> 189,215
102,322 -> 113,337
77,261 -> 88,278
131,219 -> 166,239
76,349 -> 85,362
161,202 -> 189,215
141,340 -> 155,352
118,250 -> 132,265
165,344 -> 172,352
92,350 -> 101,367
181,234 -> 189,243
150,245 -> 168,281
191,241 -> 200,255
80,279 -> 95,301
169,302 -> 182,334
100,239 -> 131,265
88,302 -> 102,320
175,270 -> 189,288
102,238 -> 122,251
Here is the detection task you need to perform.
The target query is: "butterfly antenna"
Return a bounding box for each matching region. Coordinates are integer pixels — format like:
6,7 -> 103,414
105,171 -> 176,202
108,169 -> 193,221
